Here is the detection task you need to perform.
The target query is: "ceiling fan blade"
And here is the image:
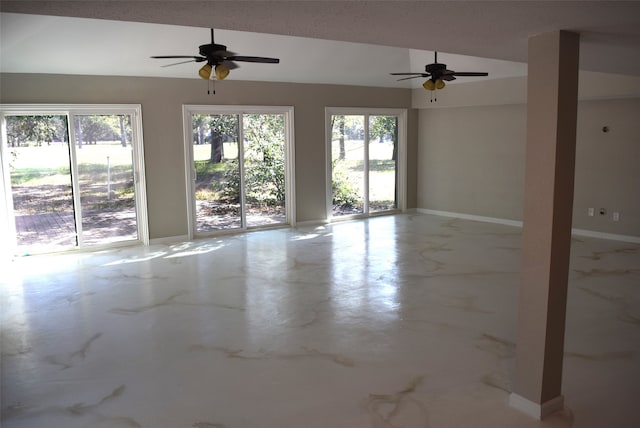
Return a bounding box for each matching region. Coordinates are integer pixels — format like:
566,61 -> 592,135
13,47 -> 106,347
221,60 -> 239,70
441,75 -> 457,81
229,56 -> 280,64
214,50 -> 237,58
390,72 -> 426,76
397,75 -> 428,81
151,55 -> 203,60
160,59 -> 199,67
452,72 -> 489,76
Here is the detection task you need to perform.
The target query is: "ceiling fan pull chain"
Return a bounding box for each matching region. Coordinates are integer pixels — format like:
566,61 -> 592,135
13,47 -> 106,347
206,79 -> 217,95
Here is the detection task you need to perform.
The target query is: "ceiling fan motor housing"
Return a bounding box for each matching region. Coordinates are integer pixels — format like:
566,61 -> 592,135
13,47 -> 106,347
425,62 -> 447,74
199,43 -> 228,63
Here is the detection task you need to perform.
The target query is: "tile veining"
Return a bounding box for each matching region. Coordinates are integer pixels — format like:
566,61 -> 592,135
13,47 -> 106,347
418,242 -> 452,255
109,289 -> 247,315
439,294 -> 494,315
365,375 -> 429,428
2,385 -> 139,427
580,247 -> 638,261
441,218 -> 462,231
480,372 -> 511,393
44,333 -> 103,370
65,384 -> 126,415
578,286 -> 624,302
476,333 -> 516,359
192,422 -> 226,428
94,270 -> 169,282
620,311 -> 640,326
564,350 -> 634,361
109,290 -> 189,314
573,268 -> 640,279
2,213 -> 639,428
419,256 -> 447,273
189,344 -> 355,367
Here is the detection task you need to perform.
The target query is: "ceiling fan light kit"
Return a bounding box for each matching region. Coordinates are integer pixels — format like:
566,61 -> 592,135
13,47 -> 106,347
198,63 -> 230,81
198,64 -> 212,80
214,64 -> 230,80
423,79 -> 446,91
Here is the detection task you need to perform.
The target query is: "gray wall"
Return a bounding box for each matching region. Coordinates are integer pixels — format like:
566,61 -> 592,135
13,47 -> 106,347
417,98 -> 640,237
418,104 -> 527,220
1,73 -> 417,240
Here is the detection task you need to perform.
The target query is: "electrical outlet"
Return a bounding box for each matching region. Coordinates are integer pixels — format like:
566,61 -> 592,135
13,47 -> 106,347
587,208 -> 594,217
613,212 -> 620,222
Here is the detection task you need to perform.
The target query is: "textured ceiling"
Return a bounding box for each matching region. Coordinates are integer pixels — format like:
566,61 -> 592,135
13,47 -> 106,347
0,13 -> 527,87
2,1 -> 640,82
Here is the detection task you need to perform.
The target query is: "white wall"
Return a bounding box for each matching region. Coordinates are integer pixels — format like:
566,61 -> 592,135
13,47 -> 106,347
418,104 -> 526,220
573,98 -> 640,235
416,73 -> 640,237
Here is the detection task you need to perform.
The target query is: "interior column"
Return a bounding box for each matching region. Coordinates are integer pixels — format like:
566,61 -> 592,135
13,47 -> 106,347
510,30 -> 580,419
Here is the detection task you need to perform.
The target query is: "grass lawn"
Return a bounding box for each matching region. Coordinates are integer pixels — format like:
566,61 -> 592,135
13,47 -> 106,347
193,142 -> 239,161
8,141 -> 139,249
331,139 -> 397,209
9,142 -> 135,213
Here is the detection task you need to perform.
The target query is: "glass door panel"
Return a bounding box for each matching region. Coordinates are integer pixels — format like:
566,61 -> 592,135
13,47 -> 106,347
368,115 -> 398,213
193,114 -> 241,232
331,115 -> 365,217
243,114 -> 287,228
73,114 -> 138,245
5,114 -> 77,253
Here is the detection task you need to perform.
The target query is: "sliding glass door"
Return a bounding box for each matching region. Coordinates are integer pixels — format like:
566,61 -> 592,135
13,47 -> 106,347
192,113 -> 242,231
327,108 -> 406,220
0,105 -> 148,254
184,106 -> 294,237
73,114 -> 139,245
368,115 -> 399,213
243,114 -> 287,228
330,114 -> 365,216
4,114 -> 77,250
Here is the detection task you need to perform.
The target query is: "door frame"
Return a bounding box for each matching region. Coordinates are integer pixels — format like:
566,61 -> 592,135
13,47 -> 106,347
182,105 -> 296,239
0,104 -> 149,255
324,107 -> 407,221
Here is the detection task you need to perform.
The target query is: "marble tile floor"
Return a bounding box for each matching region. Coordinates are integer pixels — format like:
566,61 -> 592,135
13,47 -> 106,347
1,213 -> 639,428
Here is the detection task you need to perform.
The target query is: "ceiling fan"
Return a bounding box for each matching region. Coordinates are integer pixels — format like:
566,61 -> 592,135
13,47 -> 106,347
391,52 -> 488,101
151,28 -> 279,86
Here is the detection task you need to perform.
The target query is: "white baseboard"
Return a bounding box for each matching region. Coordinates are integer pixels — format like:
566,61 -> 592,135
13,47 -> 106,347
149,235 -> 190,245
416,208 -> 640,243
509,393 -> 564,420
417,208 -> 523,228
571,228 -> 640,244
